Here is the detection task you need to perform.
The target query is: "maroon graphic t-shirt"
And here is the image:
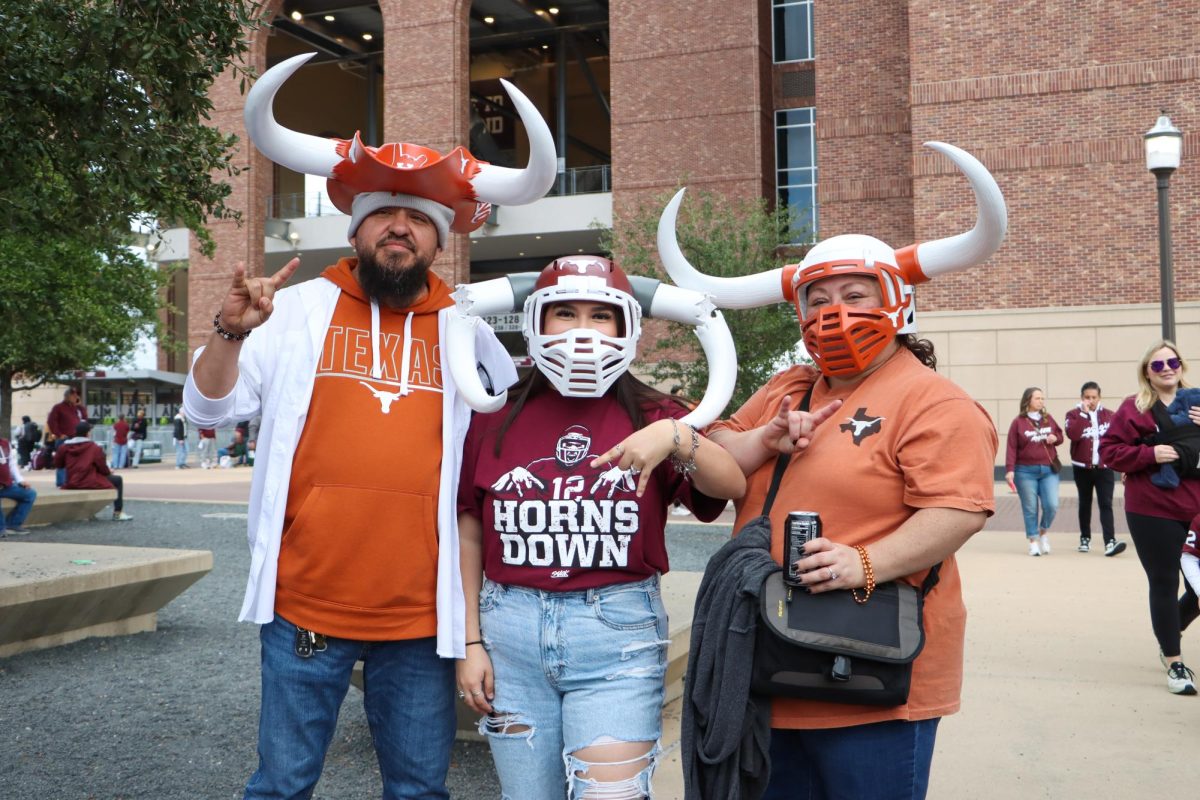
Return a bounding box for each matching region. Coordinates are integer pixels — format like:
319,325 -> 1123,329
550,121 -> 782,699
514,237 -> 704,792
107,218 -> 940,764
458,391 -> 726,591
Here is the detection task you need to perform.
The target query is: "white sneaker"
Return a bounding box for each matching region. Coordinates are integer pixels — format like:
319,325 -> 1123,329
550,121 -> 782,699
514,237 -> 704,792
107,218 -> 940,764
112,512 -> 133,521
1167,661 -> 1197,695
1039,534 -> 1051,555
1028,540 -> 1041,557
670,506 -> 690,516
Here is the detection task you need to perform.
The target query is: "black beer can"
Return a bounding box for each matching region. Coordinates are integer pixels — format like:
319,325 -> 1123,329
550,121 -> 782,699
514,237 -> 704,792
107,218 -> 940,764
784,511 -> 822,586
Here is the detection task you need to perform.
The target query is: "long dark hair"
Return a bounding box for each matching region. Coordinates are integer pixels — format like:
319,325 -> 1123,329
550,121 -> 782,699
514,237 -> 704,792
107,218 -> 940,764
492,370 -> 689,456
899,334 -> 937,370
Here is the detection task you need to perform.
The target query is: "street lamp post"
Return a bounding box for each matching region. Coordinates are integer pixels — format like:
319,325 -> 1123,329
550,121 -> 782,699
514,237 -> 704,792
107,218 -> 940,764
1145,112 -> 1183,342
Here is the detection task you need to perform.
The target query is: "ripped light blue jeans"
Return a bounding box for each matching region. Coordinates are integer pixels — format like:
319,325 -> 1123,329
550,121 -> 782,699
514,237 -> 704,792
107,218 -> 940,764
478,574 -> 668,800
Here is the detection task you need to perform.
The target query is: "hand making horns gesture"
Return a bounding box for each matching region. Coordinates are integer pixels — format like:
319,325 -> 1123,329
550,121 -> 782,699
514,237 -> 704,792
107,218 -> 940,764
760,395 -> 844,455
218,258 -> 300,336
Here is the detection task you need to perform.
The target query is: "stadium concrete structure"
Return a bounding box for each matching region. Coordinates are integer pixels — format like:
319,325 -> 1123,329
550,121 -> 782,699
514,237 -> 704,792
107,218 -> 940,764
144,0 -> 1198,462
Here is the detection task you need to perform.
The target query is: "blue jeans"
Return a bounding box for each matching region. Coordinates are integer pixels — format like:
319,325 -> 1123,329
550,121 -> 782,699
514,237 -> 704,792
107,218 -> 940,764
478,575 -> 668,800
1013,464 -> 1059,538
174,440 -> 188,467
0,484 -> 37,530
763,719 -> 941,800
245,615 -> 455,800
110,443 -> 128,469
130,439 -> 143,466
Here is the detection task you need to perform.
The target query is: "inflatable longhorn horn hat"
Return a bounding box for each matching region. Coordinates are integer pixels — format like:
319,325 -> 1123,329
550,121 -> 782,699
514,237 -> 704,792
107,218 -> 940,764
244,52 -> 558,242
657,142 -> 1007,375
446,254 -> 738,429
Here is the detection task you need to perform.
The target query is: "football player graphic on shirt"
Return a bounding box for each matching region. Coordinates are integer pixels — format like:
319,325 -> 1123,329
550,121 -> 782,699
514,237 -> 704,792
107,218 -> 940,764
489,424 -> 640,572
490,425 -> 637,498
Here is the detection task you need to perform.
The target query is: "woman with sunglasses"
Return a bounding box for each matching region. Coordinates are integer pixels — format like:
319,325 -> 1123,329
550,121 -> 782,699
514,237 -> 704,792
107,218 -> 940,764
1005,387 -> 1063,556
1100,340 -> 1200,695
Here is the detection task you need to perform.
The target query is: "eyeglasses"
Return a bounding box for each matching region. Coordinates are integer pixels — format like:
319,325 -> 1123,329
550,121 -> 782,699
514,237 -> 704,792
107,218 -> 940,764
1149,357 -> 1182,373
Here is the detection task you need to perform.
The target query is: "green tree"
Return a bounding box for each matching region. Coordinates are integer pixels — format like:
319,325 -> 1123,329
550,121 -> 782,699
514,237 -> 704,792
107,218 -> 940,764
0,236 -> 166,434
0,0 -> 263,432
0,0 -> 263,246
600,188 -> 810,414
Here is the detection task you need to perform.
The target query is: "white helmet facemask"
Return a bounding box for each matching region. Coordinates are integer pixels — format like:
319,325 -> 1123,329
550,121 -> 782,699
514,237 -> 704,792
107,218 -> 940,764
523,275 -> 642,398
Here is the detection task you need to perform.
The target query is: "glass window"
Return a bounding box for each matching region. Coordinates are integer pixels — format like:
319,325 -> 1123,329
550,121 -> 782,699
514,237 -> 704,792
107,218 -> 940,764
773,0 -> 814,63
775,108 -> 817,242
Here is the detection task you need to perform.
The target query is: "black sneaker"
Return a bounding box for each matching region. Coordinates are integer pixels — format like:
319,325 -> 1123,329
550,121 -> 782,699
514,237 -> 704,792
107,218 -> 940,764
1167,661 -> 1197,695
1077,538 -> 1090,553
1105,540 -> 1127,557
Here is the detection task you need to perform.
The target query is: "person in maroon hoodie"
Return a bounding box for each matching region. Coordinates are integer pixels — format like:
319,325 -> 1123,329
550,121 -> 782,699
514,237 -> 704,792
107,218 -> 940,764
1005,386 -> 1064,557
1100,339 -> 1200,695
1064,381 -> 1127,556
53,421 -> 132,521
46,386 -> 85,487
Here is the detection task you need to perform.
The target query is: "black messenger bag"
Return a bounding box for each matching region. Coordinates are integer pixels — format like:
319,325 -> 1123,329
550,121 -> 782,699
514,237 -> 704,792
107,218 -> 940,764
748,389 -> 940,707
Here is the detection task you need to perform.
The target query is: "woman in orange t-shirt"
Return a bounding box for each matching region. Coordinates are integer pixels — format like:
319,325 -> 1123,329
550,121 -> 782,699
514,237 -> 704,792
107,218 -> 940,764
706,273 -> 996,799
662,141 -> 1003,799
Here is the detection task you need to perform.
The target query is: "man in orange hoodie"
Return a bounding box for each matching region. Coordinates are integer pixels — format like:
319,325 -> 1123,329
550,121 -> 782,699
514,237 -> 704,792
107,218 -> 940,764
183,53 -> 553,799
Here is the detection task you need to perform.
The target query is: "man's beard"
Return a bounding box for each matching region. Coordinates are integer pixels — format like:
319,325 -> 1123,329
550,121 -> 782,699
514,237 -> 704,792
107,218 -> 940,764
355,242 -> 433,306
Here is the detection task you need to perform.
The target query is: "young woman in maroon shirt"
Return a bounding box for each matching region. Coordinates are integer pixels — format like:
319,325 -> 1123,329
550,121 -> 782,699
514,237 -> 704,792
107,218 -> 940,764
1100,340 -> 1200,695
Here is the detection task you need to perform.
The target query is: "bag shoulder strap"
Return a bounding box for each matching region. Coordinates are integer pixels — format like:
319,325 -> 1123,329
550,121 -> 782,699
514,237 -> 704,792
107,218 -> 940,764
1150,399 -> 1177,431
920,562 -> 942,596
761,385 -> 815,516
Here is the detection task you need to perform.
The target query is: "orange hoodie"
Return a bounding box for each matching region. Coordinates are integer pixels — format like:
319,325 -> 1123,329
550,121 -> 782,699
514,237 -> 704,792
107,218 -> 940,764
274,258 -> 453,640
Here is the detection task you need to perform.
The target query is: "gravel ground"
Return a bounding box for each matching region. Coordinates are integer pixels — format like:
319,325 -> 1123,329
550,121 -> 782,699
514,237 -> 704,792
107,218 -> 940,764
1,502 -> 728,800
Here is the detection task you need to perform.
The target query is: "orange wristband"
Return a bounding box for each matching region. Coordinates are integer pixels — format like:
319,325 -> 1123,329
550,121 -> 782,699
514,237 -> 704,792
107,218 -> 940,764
851,544 -> 875,604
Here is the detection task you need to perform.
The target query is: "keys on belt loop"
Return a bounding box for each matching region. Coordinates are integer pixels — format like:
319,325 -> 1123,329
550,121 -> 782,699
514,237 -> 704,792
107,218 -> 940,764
294,626 -> 328,658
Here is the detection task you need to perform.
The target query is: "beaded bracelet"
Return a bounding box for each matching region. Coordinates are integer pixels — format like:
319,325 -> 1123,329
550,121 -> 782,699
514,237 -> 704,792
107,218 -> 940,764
213,311 -> 251,342
669,419 -> 700,477
851,544 -> 875,604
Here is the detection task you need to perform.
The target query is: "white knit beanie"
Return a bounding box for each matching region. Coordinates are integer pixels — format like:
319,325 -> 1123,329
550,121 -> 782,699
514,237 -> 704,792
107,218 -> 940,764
347,192 -> 453,247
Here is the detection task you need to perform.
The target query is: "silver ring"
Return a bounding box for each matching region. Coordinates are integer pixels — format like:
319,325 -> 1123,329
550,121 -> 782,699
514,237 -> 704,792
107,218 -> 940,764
629,466 -> 642,475
471,690 -> 484,696
457,691 -> 465,699
828,568 -> 837,581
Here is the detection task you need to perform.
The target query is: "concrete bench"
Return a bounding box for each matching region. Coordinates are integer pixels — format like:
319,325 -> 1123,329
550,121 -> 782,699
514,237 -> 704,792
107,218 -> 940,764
0,542 -> 212,658
350,571 -> 702,742
2,488 -> 118,526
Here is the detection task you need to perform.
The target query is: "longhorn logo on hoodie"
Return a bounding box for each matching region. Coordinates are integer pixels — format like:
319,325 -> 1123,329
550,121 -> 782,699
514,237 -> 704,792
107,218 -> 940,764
317,325 -> 443,413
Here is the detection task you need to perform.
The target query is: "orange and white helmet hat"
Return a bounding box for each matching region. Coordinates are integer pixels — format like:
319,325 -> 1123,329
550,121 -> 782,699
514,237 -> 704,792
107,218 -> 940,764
658,142 -> 1007,375
243,53 -> 557,245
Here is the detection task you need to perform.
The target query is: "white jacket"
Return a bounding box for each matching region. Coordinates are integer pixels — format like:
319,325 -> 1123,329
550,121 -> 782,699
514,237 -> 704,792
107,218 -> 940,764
183,275 -> 515,658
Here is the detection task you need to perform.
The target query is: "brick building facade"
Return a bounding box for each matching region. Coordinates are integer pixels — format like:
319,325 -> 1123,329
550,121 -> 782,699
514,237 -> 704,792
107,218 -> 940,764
180,0 -> 1199,449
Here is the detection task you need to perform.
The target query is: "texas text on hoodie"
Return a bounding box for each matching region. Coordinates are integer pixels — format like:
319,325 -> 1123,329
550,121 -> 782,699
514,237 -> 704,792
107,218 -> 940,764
273,258 -> 453,641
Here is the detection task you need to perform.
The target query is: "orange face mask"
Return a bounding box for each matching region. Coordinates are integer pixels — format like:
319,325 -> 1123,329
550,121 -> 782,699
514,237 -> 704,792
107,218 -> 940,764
800,304 -> 896,376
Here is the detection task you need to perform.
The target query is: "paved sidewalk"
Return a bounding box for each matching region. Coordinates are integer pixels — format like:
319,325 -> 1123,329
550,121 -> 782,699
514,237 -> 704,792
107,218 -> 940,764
9,469 -> 1196,798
